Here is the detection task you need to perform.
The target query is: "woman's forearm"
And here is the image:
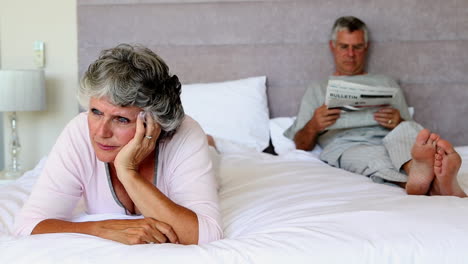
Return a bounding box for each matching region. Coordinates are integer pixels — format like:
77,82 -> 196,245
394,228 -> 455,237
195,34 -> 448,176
32,219 -> 98,236
32,218 -> 180,245
118,170 -> 199,244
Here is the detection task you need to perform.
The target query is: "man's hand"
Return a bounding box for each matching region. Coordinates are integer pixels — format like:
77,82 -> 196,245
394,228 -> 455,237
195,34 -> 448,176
294,104 -> 340,151
97,218 -> 179,245
374,107 -> 403,129
310,104 -> 341,132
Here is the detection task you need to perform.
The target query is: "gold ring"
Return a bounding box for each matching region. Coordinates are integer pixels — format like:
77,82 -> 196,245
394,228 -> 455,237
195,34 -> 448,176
145,135 -> 153,139
388,120 -> 392,124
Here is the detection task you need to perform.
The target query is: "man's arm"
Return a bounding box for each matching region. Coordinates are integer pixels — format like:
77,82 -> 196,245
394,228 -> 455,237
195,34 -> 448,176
294,104 -> 341,151
294,121 -> 320,151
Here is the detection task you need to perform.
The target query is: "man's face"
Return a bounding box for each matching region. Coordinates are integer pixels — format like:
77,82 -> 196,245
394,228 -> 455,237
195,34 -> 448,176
330,29 -> 368,76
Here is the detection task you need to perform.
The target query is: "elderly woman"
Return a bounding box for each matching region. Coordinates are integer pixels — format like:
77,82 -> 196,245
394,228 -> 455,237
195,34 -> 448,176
14,44 -> 223,245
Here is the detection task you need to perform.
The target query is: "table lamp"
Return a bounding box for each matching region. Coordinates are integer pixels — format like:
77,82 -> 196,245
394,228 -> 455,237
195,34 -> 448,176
0,69 -> 46,179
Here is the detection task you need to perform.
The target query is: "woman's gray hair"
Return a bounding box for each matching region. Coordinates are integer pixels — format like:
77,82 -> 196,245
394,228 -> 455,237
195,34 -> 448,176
330,16 -> 368,46
79,43 -> 184,139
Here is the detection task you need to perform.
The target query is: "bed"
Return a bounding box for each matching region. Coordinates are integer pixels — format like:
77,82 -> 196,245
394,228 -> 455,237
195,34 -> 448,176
2,0 -> 468,263
1,76 -> 468,263
1,138 -> 468,263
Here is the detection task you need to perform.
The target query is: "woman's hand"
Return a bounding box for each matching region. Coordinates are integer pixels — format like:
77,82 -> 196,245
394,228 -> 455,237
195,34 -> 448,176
374,107 -> 403,129
114,111 -> 161,173
97,218 -> 179,245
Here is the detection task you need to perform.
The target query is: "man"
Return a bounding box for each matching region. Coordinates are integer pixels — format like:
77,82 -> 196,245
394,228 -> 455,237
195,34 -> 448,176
284,16 -> 466,197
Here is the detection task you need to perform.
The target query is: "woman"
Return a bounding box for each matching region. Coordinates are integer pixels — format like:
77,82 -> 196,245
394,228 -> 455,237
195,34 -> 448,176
14,44 -> 223,245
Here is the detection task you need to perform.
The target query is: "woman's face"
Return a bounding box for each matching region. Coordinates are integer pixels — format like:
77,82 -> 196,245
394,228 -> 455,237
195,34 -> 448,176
88,97 -> 142,163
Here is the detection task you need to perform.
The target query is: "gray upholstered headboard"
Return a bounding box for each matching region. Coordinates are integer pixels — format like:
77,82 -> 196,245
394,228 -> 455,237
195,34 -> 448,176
78,0 -> 468,146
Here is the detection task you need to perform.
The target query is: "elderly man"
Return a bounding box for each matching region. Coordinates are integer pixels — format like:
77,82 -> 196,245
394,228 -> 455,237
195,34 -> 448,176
284,16 -> 466,197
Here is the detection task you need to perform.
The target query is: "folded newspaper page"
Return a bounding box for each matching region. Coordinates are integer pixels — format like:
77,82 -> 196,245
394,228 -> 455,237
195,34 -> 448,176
325,79 -> 397,130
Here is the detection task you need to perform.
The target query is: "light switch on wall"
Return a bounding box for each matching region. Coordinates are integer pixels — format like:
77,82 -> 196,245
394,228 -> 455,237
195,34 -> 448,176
34,41 -> 45,68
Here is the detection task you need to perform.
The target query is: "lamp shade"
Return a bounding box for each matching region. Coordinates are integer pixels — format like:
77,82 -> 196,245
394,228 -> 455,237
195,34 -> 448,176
0,69 -> 46,112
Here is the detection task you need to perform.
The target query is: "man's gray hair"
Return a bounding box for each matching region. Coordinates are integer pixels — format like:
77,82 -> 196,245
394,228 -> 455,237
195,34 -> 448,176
330,16 -> 368,45
79,43 -> 184,139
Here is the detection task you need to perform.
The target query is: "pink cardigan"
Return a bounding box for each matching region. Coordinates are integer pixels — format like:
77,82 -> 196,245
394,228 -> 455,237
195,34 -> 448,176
15,113 -> 223,244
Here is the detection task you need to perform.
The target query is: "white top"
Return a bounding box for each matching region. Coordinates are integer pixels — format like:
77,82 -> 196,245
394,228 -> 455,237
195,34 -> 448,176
14,113 -> 223,244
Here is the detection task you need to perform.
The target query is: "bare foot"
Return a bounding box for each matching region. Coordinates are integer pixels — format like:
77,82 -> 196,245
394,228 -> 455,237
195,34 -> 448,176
430,139 -> 466,197
405,129 -> 439,195
206,134 -> 216,148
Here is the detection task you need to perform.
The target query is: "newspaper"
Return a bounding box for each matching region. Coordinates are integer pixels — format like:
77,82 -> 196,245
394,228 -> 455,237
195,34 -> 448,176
325,79 -> 397,130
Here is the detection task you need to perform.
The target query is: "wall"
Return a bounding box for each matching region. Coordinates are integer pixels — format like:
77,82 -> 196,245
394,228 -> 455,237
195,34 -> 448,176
0,115 -> 3,170
0,18 -> 3,170
0,0 -> 79,170
78,0 -> 468,146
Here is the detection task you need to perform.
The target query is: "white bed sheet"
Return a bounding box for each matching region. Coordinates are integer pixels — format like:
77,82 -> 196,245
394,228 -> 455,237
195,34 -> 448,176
1,147 -> 468,264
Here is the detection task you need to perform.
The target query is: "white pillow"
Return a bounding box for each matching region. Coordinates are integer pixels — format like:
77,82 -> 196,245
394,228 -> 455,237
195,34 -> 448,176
181,76 -> 269,152
269,117 -> 297,155
408,106 -> 414,118
211,137 -> 258,154
269,116 -> 322,156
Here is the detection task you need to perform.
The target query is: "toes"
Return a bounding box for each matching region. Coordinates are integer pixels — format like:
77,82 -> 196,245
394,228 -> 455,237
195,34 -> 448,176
416,129 -> 431,145
437,139 -> 456,155
428,133 -> 439,146
437,148 -> 444,155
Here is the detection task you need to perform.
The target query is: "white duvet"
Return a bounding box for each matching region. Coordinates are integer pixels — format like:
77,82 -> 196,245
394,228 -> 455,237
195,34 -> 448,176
1,147 -> 468,264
